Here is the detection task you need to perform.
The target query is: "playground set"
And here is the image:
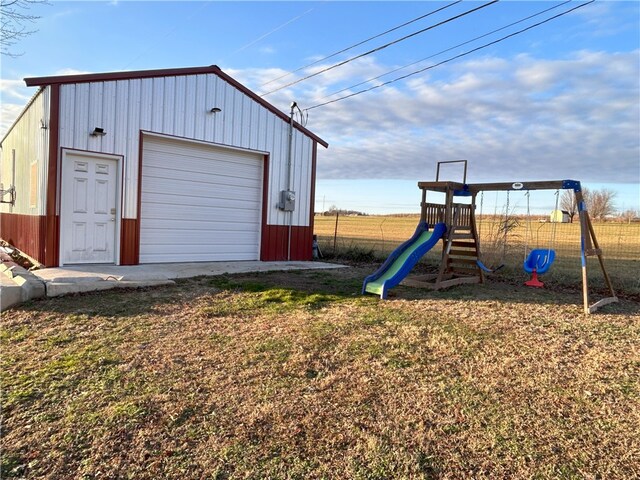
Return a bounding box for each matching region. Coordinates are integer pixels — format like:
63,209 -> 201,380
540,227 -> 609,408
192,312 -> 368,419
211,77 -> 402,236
362,161 -> 618,314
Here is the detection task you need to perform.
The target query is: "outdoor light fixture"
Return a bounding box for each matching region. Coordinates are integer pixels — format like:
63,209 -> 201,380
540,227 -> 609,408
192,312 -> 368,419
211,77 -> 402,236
91,127 -> 106,137
209,107 -> 222,113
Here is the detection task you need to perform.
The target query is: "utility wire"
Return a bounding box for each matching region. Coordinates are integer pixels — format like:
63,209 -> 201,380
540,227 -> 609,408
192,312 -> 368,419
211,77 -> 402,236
226,6 -> 317,59
260,0 -> 499,97
259,0 -> 462,88
305,1 -> 594,111
320,0 -> 572,101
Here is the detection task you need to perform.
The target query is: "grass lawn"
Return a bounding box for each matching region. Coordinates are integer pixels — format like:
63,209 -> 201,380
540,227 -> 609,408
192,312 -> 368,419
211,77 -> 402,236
2,266 -> 639,479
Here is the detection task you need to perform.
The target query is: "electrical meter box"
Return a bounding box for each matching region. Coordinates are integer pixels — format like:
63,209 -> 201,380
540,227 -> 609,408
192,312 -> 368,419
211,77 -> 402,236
279,190 -> 296,211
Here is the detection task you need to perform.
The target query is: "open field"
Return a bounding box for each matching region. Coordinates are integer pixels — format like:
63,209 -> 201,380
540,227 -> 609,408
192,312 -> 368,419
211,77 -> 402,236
315,215 -> 640,296
2,267 -> 639,479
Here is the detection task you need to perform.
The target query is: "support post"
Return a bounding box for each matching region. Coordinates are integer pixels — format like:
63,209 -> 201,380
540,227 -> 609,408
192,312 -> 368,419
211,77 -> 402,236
575,189 -> 618,314
420,188 -> 427,224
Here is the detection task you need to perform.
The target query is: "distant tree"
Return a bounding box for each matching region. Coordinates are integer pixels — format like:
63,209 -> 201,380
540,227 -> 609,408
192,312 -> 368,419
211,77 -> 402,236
586,188 -> 617,220
1,0 -> 48,57
560,187 -> 617,221
619,209 -> 638,224
560,189 -> 579,222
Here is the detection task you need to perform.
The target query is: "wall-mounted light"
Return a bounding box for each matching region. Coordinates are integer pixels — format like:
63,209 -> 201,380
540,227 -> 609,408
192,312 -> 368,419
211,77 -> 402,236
91,127 -> 106,137
209,107 -> 222,113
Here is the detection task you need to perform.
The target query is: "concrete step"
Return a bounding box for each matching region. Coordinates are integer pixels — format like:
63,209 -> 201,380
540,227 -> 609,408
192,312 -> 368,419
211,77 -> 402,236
0,264 -> 46,311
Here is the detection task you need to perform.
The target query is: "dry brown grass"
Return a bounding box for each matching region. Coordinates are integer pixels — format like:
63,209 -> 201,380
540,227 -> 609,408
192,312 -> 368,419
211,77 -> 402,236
2,268 -> 639,479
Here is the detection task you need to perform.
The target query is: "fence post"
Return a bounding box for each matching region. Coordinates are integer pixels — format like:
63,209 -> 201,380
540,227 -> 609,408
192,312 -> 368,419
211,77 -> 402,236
333,210 -> 339,255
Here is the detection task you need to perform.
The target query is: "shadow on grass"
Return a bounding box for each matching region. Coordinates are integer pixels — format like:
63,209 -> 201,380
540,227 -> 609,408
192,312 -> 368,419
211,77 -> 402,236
9,267 -> 369,318
9,262 -> 637,318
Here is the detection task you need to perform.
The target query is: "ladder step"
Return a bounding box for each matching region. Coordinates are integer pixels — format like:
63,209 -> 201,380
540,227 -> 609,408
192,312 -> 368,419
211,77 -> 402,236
448,257 -> 479,266
451,268 -> 480,276
450,240 -> 477,248
451,233 -> 474,239
449,250 -> 478,257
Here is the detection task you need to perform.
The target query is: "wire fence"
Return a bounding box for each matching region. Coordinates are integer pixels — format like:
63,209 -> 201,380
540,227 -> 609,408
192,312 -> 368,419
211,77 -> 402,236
314,214 -> 640,295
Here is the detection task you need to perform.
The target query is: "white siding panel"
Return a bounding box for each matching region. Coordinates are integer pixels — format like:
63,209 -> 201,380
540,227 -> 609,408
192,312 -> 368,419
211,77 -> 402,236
194,75 -> 207,140
183,75 -> 196,139
125,79 -> 141,218
139,135 -> 263,263
102,81 -> 117,154
0,87 -> 50,216
74,83 -> 90,151
57,72 -> 318,225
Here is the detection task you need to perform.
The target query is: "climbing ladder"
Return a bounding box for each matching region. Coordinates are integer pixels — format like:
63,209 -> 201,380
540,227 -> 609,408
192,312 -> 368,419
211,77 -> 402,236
403,203 -> 483,290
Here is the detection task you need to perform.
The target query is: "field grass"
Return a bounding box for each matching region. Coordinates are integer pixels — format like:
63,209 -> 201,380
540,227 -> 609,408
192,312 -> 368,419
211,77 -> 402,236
2,267 -> 639,479
314,215 -> 640,295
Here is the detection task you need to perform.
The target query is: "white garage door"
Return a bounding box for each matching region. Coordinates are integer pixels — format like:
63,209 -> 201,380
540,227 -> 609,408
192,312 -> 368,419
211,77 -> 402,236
140,136 -> 263,263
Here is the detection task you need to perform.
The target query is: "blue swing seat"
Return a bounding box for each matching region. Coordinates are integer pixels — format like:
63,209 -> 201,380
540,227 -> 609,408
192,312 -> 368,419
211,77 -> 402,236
523,249 -> 556,274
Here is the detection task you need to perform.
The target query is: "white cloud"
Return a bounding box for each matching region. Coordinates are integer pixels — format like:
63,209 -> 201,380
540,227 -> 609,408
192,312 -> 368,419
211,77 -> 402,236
0,68 -> 93,138
2,51 -> 637,188
0,103 -> 27,138
264,50 -> 639,186
259,46 -> 276,55
0,79 -> 32,102
53,68 -> 92,76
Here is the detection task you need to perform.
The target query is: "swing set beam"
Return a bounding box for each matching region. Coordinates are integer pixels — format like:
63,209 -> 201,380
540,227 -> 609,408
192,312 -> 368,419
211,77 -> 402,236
414,175 -> 617,314
417,179 -> 580,194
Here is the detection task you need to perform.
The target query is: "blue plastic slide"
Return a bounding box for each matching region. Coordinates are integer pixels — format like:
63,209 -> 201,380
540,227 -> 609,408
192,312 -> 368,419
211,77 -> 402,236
362,222 -> 446,299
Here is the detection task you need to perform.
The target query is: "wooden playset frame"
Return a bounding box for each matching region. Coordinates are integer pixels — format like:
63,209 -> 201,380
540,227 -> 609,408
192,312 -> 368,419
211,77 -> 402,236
402,161 -> 618,314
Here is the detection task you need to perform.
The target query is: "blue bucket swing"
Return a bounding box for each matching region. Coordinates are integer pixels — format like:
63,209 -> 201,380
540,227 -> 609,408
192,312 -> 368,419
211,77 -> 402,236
523,248 -> 556,287
522,190 -> 559,288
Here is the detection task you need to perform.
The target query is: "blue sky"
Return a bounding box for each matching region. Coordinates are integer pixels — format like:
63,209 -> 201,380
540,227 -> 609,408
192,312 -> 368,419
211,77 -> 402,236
1,1 -> 639,215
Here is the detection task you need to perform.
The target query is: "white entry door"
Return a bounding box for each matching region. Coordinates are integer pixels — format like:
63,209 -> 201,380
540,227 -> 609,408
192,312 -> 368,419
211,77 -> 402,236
60,151 -> 119,264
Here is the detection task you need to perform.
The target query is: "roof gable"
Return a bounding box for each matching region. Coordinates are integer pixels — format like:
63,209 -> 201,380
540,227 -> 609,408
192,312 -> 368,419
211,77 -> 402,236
24,65 -> 327,148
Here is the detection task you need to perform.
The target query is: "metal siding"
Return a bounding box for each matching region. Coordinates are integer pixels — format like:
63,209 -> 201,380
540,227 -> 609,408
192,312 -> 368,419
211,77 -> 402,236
174,75 -> 186,136
75,83 -> 90,151
0,87 -> 50,216
102,81 -> 117,154
88,82 -> 102,150
57,73 -> 315,227
194,75 -> 207,140
183,75 -> 196,139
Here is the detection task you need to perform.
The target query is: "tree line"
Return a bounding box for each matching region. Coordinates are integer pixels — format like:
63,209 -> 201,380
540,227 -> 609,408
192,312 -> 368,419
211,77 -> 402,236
560,188 -> 637,222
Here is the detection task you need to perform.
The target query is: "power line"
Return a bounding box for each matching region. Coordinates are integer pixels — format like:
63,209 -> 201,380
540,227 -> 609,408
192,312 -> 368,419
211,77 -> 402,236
259,1 -> 462,89
260,0 -> 499,97
305,1 -> 595,111
225,6 -> 317,59
319,0 -> 572,101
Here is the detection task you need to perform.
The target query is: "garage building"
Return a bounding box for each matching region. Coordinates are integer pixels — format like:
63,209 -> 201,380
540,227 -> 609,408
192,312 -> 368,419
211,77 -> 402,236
0,65 -> 328,266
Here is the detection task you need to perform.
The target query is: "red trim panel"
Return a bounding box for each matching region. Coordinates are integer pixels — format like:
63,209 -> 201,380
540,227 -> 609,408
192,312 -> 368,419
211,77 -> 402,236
25,66 -> 220,87
0,214 -> 47,264
120,219 -> 139,265
261,225 -> 313,261
44,84 -> 60,267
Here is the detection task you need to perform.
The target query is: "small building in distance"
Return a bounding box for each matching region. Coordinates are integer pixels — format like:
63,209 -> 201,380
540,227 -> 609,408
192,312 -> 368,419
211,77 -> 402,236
550,209 -> 571,223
